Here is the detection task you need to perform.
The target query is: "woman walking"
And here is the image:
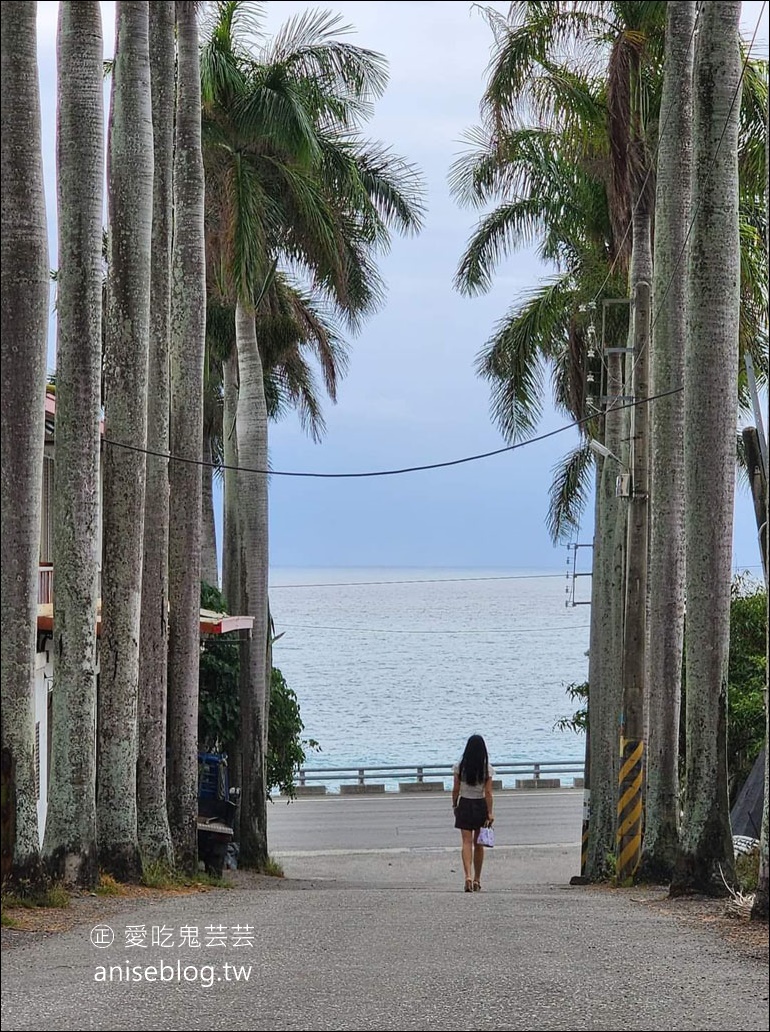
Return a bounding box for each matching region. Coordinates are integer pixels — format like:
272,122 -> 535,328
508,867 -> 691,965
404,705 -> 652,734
452,734 -> 494,892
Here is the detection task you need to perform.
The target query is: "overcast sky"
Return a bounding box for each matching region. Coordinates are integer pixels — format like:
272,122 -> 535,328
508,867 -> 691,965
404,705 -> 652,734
34,1 -> 769,572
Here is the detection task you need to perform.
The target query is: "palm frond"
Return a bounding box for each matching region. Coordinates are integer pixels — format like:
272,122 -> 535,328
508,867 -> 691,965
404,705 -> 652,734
266,9 -> 388,102
235,63 -> 321,163
456,199 -> 550,295
546,441 -> 595,543
477,274 -> 577,441
347,140 -> 426,236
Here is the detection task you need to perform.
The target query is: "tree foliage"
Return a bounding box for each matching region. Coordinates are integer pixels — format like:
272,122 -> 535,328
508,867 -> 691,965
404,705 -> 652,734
198,583 -> 317,799
558,575 -> 766,798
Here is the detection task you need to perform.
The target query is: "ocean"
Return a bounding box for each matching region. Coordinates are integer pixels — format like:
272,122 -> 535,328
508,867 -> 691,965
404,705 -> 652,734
269,568 -> 589,783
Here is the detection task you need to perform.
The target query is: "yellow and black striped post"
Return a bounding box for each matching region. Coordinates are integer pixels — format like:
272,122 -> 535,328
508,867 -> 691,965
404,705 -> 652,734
616,737 -> 644,883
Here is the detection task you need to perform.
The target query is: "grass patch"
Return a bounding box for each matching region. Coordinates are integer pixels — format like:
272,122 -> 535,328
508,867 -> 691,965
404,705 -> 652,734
261,856 -> 284,878
1,910 -> 22,928
141,861 -> 229,891
141,861 -> 177,890
1,883 -> 70,910
45,883 -> 70,908
194,872 -> 229,888
96,873 -> 125,897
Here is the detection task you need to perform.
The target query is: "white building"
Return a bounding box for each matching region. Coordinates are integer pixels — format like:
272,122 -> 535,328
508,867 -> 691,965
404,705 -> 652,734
34,392 -> 252,839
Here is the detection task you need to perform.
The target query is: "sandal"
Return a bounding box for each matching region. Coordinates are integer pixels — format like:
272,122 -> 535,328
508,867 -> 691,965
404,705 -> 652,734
473,881 -> 481,892
464,879 -> 473,893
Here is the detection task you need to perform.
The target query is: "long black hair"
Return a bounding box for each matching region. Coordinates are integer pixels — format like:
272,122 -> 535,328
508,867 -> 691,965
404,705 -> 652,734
458,734 -> 489,786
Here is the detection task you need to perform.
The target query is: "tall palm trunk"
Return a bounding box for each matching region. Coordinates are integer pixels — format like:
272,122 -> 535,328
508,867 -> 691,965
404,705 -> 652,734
640,0 -> 694,883
221,347 -> 242,836
235,301 -> 270,867
167,0 -> 206,874
586,350 -> 626,880
43,1 -> 104,887
672,0 -> 742,896
99,0 -> 153,881
222,349 -> 240,614
752,89 -> 770,925
0,1 -> 49,888
201,429 -> 219,588
616,209 -> 652,884
137,0 -> 175,868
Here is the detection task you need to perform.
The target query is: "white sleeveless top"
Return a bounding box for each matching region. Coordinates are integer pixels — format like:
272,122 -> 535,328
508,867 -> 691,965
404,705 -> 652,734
453,761 -> 495,799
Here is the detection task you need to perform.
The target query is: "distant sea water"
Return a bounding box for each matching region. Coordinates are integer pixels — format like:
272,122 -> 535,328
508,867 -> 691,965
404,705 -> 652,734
269,568 -> 589,787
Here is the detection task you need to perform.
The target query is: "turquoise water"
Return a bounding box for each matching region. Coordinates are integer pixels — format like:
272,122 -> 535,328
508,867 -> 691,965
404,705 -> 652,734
269,568 -> 589,780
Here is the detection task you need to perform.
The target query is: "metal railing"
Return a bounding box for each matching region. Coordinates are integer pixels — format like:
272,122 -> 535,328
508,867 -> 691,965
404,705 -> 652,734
297,759 -> 584,789
39,565 -> 54,605
38,565 -> 102,607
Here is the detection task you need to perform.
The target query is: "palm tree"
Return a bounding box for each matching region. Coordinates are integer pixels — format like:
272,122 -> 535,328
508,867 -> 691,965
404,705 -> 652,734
639,0 -> 694,884
42,0 -> 104,888
200,1 -> 423,866
99,0 -> 153,881
167,0 -> 208,875
752,86 -> 769,926
452,2 -> 653,881
455,0 -> 768,881
137,0 -> 175,869
0,0 -> 49,889
672,0 -> 743,896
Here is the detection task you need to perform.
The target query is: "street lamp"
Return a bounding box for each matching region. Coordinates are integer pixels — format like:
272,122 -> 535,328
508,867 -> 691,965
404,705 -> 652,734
588,439 -> 631,497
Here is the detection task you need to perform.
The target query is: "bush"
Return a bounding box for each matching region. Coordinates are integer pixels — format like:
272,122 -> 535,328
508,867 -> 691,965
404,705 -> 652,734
198,583 -> 318,799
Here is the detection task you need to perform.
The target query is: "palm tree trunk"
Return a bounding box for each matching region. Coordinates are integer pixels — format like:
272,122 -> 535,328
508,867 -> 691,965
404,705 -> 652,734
137,0 -> 175,868
99,0 -> 153,882
640,0 -> 694,883
234,300 -> 270,868
221,349 -> 242,844
167,0 -> 206,875
672,0 -> 742,896
222,349 -> 241,614
201,429 -> 219,588
586,352 -> 626,881
43,0 -> 103,887
751,75 -> 770,926
617,210 -> 652,884
0,0 -> 49,889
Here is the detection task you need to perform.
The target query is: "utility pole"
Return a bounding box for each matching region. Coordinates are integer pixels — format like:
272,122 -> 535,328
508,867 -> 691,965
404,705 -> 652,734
617,279 -> 650,884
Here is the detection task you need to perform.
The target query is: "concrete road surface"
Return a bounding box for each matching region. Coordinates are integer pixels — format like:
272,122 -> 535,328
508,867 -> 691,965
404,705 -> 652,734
2,792 -> 768,1032
267,787 -> 583,854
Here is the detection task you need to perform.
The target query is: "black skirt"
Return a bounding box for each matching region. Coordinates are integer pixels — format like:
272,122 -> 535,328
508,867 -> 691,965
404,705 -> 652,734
454,797 -> 488,831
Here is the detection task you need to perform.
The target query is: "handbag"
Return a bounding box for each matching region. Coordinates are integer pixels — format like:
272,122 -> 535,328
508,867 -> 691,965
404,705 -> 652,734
477,825 -> 495,848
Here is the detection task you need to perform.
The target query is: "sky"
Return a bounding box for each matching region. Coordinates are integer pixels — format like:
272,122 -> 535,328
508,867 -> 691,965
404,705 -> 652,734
34,1 -> 769,572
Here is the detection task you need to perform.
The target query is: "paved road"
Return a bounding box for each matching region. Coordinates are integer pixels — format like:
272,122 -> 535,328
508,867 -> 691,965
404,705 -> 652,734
2,794 -> 768,1032
267,788 -> 583,854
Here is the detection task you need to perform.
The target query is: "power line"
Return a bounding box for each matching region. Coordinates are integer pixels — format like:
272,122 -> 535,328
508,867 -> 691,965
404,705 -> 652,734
270,571 -> 568,588
102,385 -> 684,480
272,622 -> 590,635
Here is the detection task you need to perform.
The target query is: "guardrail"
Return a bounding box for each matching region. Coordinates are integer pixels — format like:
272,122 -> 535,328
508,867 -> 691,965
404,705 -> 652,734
298,759 -> 584,789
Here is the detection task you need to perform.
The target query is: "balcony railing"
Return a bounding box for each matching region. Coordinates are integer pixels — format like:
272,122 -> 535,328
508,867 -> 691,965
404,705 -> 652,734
38,565 -> 54,605
38,565 -> 101,606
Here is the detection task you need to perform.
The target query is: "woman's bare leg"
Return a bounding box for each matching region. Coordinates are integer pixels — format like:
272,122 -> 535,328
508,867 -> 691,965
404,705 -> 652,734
473,829 -> 484,885
461,830 -> 473,883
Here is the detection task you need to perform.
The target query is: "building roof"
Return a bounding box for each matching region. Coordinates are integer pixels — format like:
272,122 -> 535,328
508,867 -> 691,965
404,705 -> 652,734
37,604 -> 254,638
